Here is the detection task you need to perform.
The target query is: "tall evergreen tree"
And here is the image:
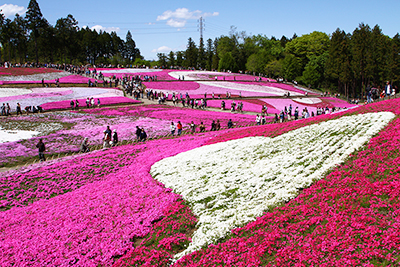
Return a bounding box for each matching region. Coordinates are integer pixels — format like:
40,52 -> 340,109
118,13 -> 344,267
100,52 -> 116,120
197,37 -> 206,69
0,13 -> 4,62
325,28 -> 352,96
176,51 -> 183,67
168,51 -> 175,67
184,37 -> 197,68
211,38 -> 219,70
205,38 -> 213,70
124,30 -> 140,63
13,14 -> 28,62
26,0 -> 45,64
351,23 -> 373,95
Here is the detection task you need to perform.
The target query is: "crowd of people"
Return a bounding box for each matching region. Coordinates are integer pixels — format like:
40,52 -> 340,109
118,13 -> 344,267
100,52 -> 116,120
1,102 -> 43,116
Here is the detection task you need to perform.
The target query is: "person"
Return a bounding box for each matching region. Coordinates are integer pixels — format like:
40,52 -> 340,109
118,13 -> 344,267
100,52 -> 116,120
25,106 -> 32,114
103,129 -> 111,149
90,97 -> 95,108
16,103 -> 22,115
75,99 -> 80,110
227,119 -> 233,128
385,81 -> 392,96
221,101 -> 225,110
80,137 -> 90,153
170,122 -> 176,135
177,121 -> 183,135
231,101 -> 236,112
279,111 -> 285,123
135,126 -> 142,140
6,103 -> 11,116
211,120 -> 216,131
97,98 -> 101,108
70,100 -> 75,110
86,97 -> 90,108
140,128 -> 147,141
112,129 -> 118,146
190,121 -> 196,133
36,139 -> 46,162
199,122 -> 206,132
256,114 -> 261,125
274,113 -> 279,123
216,120 -> 221,130
1,103 -> 5,116
105,126 -> 112,138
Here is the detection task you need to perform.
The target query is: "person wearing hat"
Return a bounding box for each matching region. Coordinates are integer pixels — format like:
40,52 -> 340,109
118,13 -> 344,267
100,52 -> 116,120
112,129 -> 118,146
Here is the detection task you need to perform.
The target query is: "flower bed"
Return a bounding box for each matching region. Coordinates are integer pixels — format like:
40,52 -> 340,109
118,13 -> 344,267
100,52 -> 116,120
0,87 -> 124,112
206,99 -> 279,114
2,97 -> 400,266
0,105 -> 254,166
168,71 -> 271,82
0,67 -> 62,77
261,97 -> 356,114
174,99 -> 400,266
40,97 -> 140,111
82,104 -> 256,127
0,134 -> 211,266
152,112 -> 394,259
143,81 -> 200,91
0,74 -> 103,85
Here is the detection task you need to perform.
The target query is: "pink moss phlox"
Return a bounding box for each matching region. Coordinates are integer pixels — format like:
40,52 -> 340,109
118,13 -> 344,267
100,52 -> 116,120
40,97 -> 140,110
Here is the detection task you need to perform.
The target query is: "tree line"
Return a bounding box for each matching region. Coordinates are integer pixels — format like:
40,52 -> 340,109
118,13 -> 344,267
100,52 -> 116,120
159,25 -> 400,97
0,0 -> 143,66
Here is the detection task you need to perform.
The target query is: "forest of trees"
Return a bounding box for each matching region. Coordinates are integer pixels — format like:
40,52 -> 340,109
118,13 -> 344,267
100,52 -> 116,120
159,25 -> 400,97
0,0 -> 143,66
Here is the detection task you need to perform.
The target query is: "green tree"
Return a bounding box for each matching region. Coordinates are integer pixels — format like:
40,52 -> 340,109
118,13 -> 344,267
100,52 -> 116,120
184,37 -> 197,68
197,37 -> 206,69
265,59 -> 283,78
0,13 -> 5,62
124,30 -> 140,63
325,28 -> 352,96
26,0 -> 45,64
205,38 -> 213,70
282,53 -> 301,81
218,52 -> 237,72
285,31 -> 330,71
211,38 -> 219,70
157,53 -> 167,67
351,23 -> 373,96
176,51 -> 183,67
168,51 -> 175,67
55,14 -> 79,63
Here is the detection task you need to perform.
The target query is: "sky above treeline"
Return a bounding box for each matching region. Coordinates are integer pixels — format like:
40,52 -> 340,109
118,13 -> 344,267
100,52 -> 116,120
2,0 -> 400,60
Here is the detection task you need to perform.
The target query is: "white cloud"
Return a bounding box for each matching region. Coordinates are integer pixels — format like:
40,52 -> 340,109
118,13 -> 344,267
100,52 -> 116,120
157,8 -> 219,28
166,19 -> 186,28
0,4 -> 27,18
151,46 -> 173,53
90,25 -> 120,33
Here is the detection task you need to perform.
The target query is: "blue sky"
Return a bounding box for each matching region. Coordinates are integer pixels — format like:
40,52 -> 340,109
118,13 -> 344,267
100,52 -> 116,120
2,0 -> 400,60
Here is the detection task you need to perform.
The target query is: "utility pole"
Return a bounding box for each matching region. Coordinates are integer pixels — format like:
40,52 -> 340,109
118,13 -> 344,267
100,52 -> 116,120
198,17 -> 204,40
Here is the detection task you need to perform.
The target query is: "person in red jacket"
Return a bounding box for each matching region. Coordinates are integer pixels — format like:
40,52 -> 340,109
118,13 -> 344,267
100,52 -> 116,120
177,121 -> 183,135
